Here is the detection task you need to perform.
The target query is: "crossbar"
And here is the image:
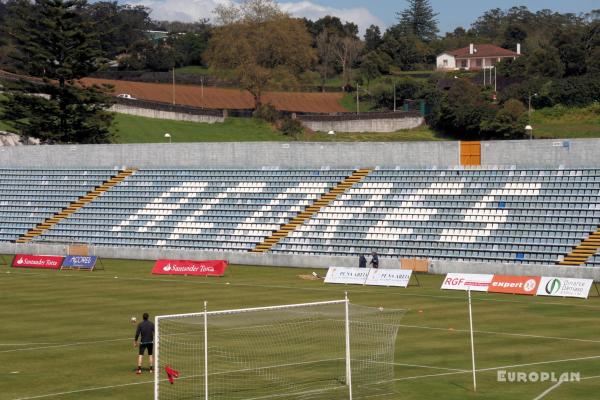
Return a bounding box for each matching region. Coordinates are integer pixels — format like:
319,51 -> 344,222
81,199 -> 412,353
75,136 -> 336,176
156,300 -> 347,321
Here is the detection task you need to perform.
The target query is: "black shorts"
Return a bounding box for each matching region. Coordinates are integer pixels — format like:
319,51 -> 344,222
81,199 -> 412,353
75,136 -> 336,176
139,343 -> 153,356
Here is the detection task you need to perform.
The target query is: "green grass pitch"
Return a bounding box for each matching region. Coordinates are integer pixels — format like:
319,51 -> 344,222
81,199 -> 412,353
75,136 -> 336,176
1,258 -> 599,400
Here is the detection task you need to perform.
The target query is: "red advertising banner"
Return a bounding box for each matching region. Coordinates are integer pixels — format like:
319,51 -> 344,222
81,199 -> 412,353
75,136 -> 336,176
152,259 -> 228,276
12,254 -> 65,269
489,275 -> 541,295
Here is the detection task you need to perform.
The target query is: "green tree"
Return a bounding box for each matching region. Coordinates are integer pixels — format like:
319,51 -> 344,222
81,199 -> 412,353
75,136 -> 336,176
169,22 -> 212,67
380,28 -> 431,70
205,0 -> 314,109
526,46 -> 565,78
304,15 -> 358,40
85,2 -> 152,59
364,25 -> 382,52
502,24 -> 527,49
481,99 -> 528,139
431,79 -> 496,139
2,0 -> 113,143
396,0 -> 439,42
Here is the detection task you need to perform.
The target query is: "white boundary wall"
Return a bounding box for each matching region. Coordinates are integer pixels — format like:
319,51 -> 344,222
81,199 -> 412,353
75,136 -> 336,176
2,242 -> 599,281
110,104 -> 224,124
300,116 -> 424,133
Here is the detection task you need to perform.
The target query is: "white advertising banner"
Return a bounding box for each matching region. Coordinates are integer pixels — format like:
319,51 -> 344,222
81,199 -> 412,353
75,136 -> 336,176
366,269 -> 412,287
441,273 -> 494,292
324,267 -> 370,285
536,277 -> 594,299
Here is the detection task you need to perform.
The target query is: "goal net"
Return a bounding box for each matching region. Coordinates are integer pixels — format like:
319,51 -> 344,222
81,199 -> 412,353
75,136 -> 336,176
155,299 -> 405,400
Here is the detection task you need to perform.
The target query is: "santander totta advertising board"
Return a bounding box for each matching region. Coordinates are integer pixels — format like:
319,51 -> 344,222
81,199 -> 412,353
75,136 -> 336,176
12,254 -> 65,269
152,259 -> 228,276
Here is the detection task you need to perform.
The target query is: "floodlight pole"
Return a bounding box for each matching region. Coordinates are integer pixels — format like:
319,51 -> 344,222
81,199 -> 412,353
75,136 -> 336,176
468,289 -> 477,392
204,301 -> 209,400
345,291 -> 353,400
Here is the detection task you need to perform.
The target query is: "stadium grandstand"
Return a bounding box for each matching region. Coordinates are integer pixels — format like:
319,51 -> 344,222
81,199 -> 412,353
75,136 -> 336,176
1,139 -> 600,278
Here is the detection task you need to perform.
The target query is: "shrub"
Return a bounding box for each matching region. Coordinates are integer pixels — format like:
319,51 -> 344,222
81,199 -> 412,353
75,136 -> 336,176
278,117 -> 304,139
253,104 -> 280,123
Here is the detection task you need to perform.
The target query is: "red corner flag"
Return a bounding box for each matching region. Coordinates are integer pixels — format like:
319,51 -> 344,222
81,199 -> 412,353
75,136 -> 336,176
165,365 -> 179,384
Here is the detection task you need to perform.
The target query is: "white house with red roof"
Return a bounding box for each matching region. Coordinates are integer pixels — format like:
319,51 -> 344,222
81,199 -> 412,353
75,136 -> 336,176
436,43 -> 522,71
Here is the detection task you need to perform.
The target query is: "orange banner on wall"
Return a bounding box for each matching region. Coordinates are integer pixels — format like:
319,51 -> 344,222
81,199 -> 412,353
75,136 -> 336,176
488,275 -> 540,295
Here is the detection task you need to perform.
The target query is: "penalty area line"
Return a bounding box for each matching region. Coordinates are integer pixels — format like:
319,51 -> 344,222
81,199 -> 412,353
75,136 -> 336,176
532,374 -> 600,400
12,380 -> 153,400
383,354 -> 600,384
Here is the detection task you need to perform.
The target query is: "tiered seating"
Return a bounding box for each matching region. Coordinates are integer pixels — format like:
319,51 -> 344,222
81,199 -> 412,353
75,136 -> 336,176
3,167 -> 599,266
0,169 -> 118,242
34,169 -> 353,250
587,254 -> 600,267
271,168 -> 600,264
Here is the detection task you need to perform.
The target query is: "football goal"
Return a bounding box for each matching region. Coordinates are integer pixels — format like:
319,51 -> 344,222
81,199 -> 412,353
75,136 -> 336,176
155,297 -> 405,400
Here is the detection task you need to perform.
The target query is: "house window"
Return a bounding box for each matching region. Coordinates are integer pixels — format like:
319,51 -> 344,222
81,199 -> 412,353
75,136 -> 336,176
443,59 -> 448,66
476,59 -> 482,67
461,60 -> 467,68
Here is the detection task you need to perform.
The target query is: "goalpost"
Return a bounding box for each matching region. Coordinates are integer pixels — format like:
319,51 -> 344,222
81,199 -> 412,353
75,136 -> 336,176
154,296 -> 405,400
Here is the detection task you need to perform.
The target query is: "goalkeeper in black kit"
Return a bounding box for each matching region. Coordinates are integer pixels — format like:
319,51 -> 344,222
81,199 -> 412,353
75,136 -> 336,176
134,312 -> 155,374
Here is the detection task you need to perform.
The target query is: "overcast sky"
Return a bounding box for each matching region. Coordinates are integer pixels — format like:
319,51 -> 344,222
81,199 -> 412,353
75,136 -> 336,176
121,0 -> 598,35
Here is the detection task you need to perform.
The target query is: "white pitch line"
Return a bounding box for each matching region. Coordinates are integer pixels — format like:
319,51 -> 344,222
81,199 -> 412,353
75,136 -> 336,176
373,360 -> 467,373
14,355 -> 600,400
4,320 -> 600,355
6,268 -> 600,310
398,323 -> 600,344
382,354 -> 600,384
0,337 -> 130,354
532,374 -> 600,400
532,380 -> 564,400
12,380 -> 154,400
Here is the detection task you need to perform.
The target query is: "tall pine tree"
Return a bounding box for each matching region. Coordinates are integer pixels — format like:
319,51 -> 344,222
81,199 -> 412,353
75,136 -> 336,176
396,0 -> 439,42
1,0 -> 113,143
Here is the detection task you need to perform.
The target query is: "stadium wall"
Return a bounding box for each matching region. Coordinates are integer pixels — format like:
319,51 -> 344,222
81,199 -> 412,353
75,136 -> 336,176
2,242 -> 600,281
1,139 -> 600,169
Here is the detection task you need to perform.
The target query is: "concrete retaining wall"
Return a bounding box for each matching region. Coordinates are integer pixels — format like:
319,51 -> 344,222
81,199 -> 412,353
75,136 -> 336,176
110,104 -> 224,124
1,139 -> 599,169
3,243 -> 599,281
0,141 -> 460,169
481,139 -> 600,168
300,116 -> 424,133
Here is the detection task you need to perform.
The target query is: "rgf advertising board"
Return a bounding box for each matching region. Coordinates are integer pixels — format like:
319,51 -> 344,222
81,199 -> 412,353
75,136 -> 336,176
441,273 -> 493,292
152,259 -> 228,276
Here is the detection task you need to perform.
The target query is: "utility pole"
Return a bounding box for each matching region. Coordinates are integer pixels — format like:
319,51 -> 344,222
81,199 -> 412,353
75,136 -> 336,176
172,67 -> 176,105
393,81 -> 396,112
200,76 -> 204,109
356,83 -> 359,115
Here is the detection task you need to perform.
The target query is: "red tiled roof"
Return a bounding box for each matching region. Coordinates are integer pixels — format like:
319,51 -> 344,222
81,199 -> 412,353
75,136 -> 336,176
445,44 -> 520,59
